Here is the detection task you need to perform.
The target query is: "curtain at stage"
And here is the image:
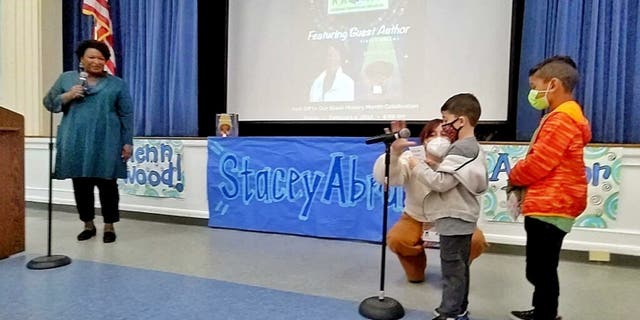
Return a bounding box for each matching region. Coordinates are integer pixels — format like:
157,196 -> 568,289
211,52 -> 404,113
63,0 -> 199,137
517,0 -> 640,143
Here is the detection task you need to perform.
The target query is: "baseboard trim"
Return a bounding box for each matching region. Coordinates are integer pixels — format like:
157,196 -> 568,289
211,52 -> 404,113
484,243 -> 640,267
26,201 -> 209,227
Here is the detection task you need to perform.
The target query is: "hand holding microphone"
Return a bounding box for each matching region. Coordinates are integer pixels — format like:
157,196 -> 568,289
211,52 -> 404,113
390,131 -> 416,156
66,85 -> 85,101
61,85 -> 85,105
67,63 -> 88,101
63,70 -> 89,103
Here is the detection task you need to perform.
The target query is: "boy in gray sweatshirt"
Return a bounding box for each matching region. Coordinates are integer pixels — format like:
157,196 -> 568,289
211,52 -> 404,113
409,93 -> 488,320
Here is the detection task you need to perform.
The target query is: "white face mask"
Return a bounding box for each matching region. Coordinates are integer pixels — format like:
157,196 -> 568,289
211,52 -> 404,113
425,136 -> 451,158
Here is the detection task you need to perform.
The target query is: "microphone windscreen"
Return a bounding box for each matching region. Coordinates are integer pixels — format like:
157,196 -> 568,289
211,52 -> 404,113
399,127 -> 411,138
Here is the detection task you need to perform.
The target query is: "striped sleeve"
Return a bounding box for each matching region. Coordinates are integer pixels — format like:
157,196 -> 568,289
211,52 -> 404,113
509,113 -> 578,187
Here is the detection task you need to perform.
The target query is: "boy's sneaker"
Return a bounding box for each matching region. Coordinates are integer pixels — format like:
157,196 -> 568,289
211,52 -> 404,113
431,315 -> 468,320
432,310 -> 469,320
433,309 -> 469,317
510,309 -> 562,320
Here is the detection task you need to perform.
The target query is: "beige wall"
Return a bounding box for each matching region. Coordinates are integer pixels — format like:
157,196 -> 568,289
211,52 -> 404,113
0,0 -> 62,136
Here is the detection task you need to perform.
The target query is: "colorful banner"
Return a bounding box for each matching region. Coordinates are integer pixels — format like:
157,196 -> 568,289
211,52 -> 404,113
207,137 -> 622,242
482,145 -> 622,228
119,139 -> 185,198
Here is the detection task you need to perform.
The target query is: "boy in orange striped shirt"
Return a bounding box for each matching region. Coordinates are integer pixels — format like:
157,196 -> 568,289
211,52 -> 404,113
508,56 -> 592,320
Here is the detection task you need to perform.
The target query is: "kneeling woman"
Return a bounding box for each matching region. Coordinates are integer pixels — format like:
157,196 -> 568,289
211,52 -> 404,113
372,119 -> 488,283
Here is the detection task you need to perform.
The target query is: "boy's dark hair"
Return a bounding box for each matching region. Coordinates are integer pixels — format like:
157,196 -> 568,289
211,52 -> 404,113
529,55 -> 579,91
440,93 -> 481,126
75,39 -> 111,61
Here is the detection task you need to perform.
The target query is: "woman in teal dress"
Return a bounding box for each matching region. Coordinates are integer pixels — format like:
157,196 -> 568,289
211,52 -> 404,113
43,40 -> 133,243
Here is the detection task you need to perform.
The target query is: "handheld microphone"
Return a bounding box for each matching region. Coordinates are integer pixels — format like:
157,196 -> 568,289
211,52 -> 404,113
78,63 -> 88,93
79,71 -> 88,93
366,127 -> 411,144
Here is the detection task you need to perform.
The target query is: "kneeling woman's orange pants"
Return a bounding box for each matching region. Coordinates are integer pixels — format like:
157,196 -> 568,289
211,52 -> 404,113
386,213 -> 488,282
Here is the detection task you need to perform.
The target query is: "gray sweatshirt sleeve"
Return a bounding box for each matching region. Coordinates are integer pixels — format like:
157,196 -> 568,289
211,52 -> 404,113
411,162 -> 459,192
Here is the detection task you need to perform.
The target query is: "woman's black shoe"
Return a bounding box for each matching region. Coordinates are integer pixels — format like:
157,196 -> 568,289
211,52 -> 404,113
103,231 -> 117,243
77,228 -> 97,241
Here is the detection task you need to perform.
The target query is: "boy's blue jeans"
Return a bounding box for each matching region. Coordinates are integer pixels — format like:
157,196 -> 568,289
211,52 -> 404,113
438,233 -> 472,317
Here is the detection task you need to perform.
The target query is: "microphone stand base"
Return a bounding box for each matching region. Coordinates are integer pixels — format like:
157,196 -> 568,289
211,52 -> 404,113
358,296 -> 405,320
27,255 -> 72,270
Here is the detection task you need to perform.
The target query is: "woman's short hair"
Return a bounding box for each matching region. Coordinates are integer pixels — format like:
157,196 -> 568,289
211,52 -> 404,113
75,39 -> 111,61
418,119 -> 444,144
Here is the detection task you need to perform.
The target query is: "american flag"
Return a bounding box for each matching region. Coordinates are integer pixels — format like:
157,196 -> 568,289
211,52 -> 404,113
82,0 -> 116,75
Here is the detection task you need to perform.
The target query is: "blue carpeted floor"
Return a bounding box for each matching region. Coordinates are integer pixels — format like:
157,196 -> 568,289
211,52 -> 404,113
0,255 -> 428,320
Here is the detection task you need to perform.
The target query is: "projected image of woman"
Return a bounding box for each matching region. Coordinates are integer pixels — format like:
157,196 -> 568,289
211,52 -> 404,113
309,43 -> 355,102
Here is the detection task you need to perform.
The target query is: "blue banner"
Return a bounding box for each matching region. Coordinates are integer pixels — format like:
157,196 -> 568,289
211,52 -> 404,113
207,137 -> 405,242
208,138 -> 622,241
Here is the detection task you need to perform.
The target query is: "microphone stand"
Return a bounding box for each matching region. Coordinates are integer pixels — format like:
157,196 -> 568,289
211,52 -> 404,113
27,105 -> 72,270
359,140 -> 404,320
